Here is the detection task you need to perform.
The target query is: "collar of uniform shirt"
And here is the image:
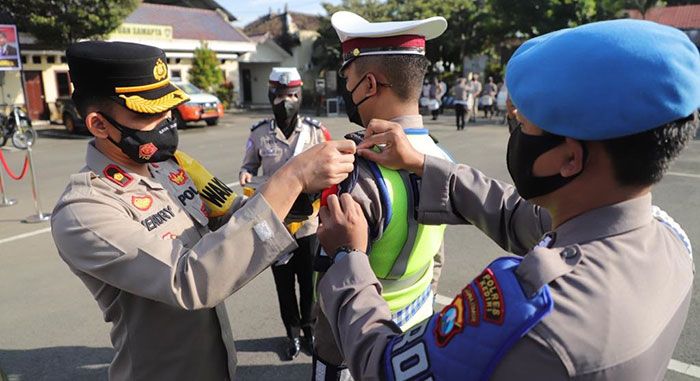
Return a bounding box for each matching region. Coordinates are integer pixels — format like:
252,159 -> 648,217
85,141 -> 165,191
389,115 -> 424,129
550,193 -> 652,248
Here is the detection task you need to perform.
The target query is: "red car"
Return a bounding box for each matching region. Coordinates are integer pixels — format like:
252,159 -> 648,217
172,81 -> 224,128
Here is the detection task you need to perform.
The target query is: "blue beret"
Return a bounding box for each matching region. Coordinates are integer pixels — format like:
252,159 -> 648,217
506,19 -> 700,140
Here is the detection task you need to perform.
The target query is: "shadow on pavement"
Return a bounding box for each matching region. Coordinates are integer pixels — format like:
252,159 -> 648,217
0,346 -> 113,380
236,363 -> 312,380
235,337 -> 288,361
36,128 -> 91,140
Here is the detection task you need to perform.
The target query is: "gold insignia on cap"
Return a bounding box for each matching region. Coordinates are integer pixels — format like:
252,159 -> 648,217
153,58 -> 168,81
119,88 -> 189,114
352,48 -> 360,57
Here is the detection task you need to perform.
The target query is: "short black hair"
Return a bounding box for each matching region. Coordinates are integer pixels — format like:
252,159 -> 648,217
602,112 -> 698,186
71,92 -> 114,120
352,55 -> 430,103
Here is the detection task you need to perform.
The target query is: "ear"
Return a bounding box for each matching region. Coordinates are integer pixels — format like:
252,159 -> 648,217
85,112 -> 111,139
560,138 -> 586,178
363,73 -> 379,98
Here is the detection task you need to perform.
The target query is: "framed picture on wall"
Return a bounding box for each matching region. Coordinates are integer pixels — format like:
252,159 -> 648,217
0,25 -> 21,71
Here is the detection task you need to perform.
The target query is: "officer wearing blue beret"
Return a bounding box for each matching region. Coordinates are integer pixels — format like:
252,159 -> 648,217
314,19 -> 698,380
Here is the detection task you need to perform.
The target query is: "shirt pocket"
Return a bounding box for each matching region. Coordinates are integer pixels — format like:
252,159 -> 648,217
259,138 -> 282,157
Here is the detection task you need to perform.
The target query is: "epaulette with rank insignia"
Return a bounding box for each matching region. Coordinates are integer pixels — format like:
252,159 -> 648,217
303,116 -> 322,128
251,119 -> 270,131
103,164 -> 133,187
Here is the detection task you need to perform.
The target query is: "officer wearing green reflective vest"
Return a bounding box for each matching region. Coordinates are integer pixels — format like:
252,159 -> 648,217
311,11 -> 452,380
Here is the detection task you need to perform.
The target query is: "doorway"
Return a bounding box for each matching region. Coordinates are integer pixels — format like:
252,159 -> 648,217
242,68 -> 252,103
23,71 -> 48,120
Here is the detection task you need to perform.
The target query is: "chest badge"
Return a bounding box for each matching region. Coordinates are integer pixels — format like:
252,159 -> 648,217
168,168 -> 188,186
132,195 -> 153,211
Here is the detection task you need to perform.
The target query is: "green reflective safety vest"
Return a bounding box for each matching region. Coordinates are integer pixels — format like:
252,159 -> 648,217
368,131 -> 451,313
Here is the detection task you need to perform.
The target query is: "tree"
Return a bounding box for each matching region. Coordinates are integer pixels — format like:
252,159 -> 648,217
189,42 -> 223,93
4,0 -> 140,48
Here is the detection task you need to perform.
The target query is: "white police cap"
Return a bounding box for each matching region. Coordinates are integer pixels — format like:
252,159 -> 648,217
331,11 -> 447,69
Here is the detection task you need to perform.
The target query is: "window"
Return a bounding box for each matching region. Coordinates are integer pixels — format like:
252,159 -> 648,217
21,55 -> 26,64
32,56 -> 41,64
56,72 -> 71,97
46,56 -> 55,64
171,69 -> 181,80
59,55 -> 66,63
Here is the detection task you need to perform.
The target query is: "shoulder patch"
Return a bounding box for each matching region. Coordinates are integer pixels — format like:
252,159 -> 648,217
303,116 -> 322,128
103,164 -> 133,188
251,119 -> 269,131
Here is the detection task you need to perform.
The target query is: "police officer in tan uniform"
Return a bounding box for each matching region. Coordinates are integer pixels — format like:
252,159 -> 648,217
314,20 -> 698,380
51,41 -> 355,381
239,67 -> 329,360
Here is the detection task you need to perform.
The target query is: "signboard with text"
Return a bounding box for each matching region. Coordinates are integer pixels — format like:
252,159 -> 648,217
0,24 -> 21,71
111,23 -> 173,40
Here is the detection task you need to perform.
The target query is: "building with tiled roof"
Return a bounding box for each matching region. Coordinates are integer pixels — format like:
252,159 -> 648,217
626,4 -> 700,47
7,1 -> 256,122
238,8 -> 322,105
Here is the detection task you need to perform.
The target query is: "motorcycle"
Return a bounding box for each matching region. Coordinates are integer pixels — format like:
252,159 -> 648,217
0,105 -> 37,149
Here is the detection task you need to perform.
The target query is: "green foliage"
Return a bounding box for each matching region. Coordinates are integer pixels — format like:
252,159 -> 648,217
189,42 -> 224,93
215,81 -> 235,109
311,0 -> 686,75
4,0 -> 140,48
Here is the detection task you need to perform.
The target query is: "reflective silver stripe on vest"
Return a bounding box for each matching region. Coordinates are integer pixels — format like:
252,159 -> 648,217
380,261 -> 432,293
386,170 -> 420,280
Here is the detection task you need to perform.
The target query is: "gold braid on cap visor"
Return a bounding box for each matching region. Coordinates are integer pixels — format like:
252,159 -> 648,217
119,88 -> 189,114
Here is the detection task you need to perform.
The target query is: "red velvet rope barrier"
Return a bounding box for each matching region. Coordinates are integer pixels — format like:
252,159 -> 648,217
0,150 -> 29,180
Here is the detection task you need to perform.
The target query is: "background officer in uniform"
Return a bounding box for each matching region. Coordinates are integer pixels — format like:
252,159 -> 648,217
239,67 -> 330,360
311,11 -> 454,380
315,19 -> 698,380
51,41 -> 355,381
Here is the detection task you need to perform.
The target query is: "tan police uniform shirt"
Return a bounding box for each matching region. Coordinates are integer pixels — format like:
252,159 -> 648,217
318,155 -> 694,380
240,117 -> 327,238
51,142 -> 297,381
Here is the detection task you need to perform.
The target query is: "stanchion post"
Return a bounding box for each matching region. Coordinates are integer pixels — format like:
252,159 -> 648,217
22,146 -> 50,223
0,153 -> 18,207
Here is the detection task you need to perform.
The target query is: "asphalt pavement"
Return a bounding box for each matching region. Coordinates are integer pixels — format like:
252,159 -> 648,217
0,110 -> 698,380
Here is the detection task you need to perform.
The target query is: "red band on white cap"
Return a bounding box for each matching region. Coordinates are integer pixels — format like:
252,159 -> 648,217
341,35 -> 425,55
269,80 -> 303,88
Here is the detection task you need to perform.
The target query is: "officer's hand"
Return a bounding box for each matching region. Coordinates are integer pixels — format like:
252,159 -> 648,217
239,172 -> 253,186
291,140 -> 356,193
357,119 -> 426,176
318,194 -> 368,256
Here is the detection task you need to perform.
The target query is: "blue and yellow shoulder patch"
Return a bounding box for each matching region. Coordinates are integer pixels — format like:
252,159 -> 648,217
303,116 -> 322,128
251,119 -> 270,131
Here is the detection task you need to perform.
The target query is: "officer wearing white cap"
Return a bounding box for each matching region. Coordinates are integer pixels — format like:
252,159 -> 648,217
315,19 -> 698,380
239,67 -> 330,360
311,11 -> 454,380
51,41 -> 355,380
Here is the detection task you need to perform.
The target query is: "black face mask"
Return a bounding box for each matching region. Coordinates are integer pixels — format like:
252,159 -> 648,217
341,75 -> 372,127
101,113 -> 179,163
272,99 -> 300,133
506,127 -> 586,199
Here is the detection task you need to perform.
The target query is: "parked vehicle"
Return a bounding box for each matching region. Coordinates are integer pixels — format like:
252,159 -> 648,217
57,97 -> 86,134
0,105 -> 36,149
172,81 -> 224,128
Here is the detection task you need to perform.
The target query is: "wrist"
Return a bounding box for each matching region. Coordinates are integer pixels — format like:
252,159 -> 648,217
274,163 -> 304,195
408,153 -> 426,177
